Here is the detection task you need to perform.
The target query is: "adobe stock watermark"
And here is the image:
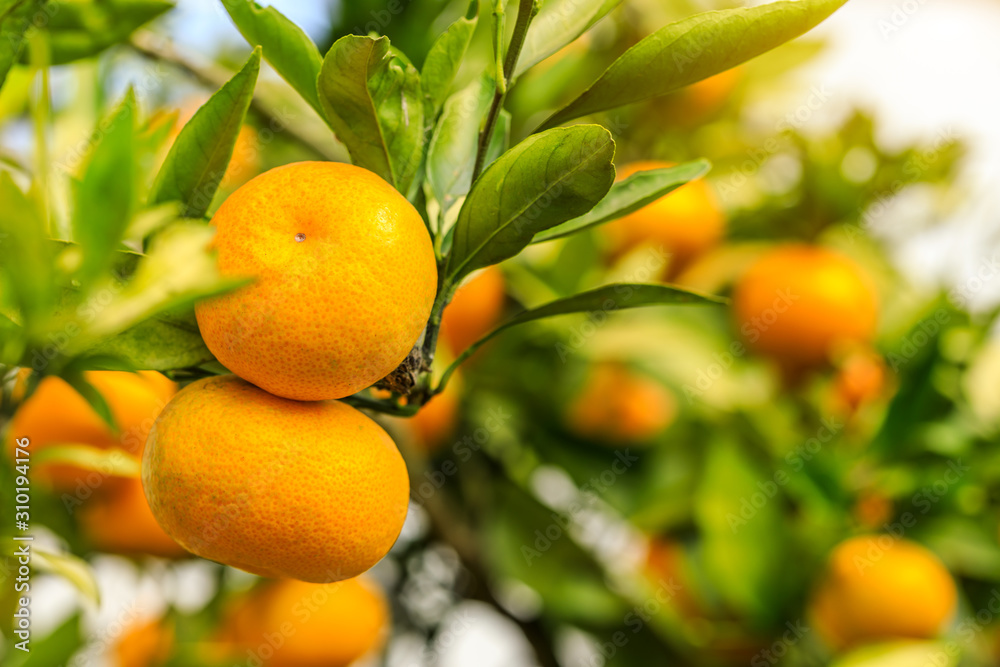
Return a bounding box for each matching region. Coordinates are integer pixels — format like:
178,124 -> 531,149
556,246 -> 669,361
728,416 -> 843,533
877,0 -> 931,40
681,286 -> 799,402
521,450 -> 639,565
845,126 -> 955,242
715,85 -> 833,202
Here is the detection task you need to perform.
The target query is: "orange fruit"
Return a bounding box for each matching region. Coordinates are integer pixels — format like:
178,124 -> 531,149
831,347 -> 887,414
112,618 -> 174,667
143,375 -> 409,582
79,477 -> 187,558
6,371 -> 175,490
733,245 -> 878,370
809,536 -> 957,651
566,363 -> 676,444
669,68 -> 743,124
603,161 -> 725,271
223,577 -> 387,667
440,266 -> 506,355
195,161 -> 437,401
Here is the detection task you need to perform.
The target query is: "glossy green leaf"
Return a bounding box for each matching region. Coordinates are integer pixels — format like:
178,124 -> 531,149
73,90 -> 137,286
446,124 -> 615,284
84,308 -> 215,370
221,0 -> 325,117
831,641 -> 955,667
318,35 -> 424,195
0,0 -> 46,88
440,282 -> 725,385
421,11 -> 477,120
149,47 -> 261,218
426,75 -> 495,217
34,443 -> 140,478
532,160 -> 711,243
540,0 -> 848,129
40,0 -> 173,65
514,0 -> 620,77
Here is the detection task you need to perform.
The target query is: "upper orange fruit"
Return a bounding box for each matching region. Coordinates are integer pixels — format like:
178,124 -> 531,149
223,577 -> 388,667
195,161 -> 437,401
143,375 -> 409,582
439,266 -> 506,355
603,161 -> 725,271
809,536 -> 957,651
733,244 -> 878,369
7,371 -> 175,490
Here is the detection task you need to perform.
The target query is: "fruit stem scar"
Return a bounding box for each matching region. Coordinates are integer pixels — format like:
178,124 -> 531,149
295,233 -> 306,242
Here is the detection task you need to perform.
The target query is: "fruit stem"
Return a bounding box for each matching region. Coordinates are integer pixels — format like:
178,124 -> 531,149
471,0 -> 540,183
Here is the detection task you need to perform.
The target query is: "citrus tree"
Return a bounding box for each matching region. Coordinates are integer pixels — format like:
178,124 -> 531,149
7,0 -> 994,666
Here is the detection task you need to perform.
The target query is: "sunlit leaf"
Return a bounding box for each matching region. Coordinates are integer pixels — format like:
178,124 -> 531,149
0,0 -> 46,88
34,443 -> 140,478
514,0 -> 620,77
421,7 -> 477,120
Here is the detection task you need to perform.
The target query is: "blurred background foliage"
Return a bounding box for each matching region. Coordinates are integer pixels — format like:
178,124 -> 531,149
1,1 -> 997,667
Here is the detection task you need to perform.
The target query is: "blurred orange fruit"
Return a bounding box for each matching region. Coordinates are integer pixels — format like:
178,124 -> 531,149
6,371 -> 175,490
224,577 -> 387,667
831,347 -> 888,414
809,536 -> 957,651
603,161 -> 725,272
79,477 -> 187,558
672,68 -> 743,123
195,162 -> 437,401
440,266 -> 506,356
112,618 -> 174,667
143,375 -> 409,582
567,363 -> 676,444
733,245 -> 878,370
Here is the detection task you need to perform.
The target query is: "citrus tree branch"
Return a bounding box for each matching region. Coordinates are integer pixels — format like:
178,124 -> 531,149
471,0 -> 541,182
128,30 -> 345,163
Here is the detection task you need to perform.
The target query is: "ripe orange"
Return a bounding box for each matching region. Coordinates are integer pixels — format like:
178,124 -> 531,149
668,68 -> 743,124
78,477 -> 187,558
439,266 -> 506,355
566,363 -> 676,444
223,577 -> 388,667
6,371 -> 175,490
195,161 -> 437,401
143,375 -> 409,582
112,618 -> 174,667
809,536 -> 957,651
603,161 -> 725,271
733,245 -> 878,370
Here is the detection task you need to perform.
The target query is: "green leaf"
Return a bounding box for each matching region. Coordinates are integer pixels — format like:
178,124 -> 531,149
70,223 -> 243,349
0,0 -> 46,88
318,35 -> 424,195
0,172 -> 52,328
426,75 -> 495,217
84,308 -> 215,370
532,160 -> 711,243
539,0 -> 848,129
421,11 -> 477,120
221,0 -> 325,117
41,0 -> 174,65
445,124 -> 615,284
831,641 -> 956,667
34,549 -> 101,605
62,369 -> 117,432
34,443 -> 140,477
149,47 -> 261,218
440,282 -> 724,385
694,438 -> 784,622
514,0 -> 620,77
73,90 -> 137,286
